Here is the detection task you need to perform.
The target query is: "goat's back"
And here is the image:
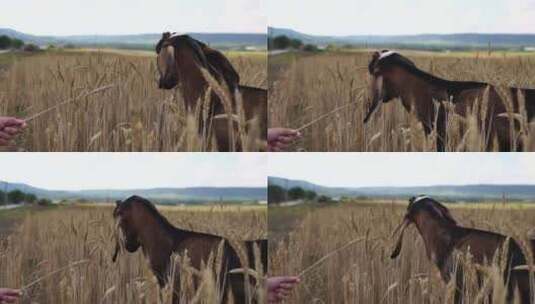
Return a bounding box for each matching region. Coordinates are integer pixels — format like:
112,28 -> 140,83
455,227 -> 526,267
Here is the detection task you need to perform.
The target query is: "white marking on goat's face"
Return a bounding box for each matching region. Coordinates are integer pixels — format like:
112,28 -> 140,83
412,195 -> 430,204
378,50 -> 398,60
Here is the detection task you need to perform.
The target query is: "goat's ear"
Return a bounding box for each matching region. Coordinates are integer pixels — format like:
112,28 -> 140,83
390,217 -> 410,259
202,46 -> 240,90
430,204 -> 457,225
162,32 -> 171,40
372,51 -> 381,61
115,200 -> 121,206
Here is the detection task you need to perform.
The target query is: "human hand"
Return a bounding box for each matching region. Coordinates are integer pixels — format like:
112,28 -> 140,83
0,117 -> 26,146
268,128 -> 301,152
267,276 -> 300,303
0,288 -> 21,303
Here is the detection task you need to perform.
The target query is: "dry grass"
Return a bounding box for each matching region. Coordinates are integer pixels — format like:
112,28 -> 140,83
269,201 -> 535,303
0,50 -> 266,151
0,204 -> 267,304
269,51 -> 535,151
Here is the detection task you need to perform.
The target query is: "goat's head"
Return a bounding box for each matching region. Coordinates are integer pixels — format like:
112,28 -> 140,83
364,50 -> 417,123
390,195 -> 457,259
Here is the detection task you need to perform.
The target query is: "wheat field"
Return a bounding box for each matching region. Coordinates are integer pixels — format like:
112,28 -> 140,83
0,204 -> 267,304
269,201 -> 535,304
269,51 -> 535,151
0,50 -> 266,151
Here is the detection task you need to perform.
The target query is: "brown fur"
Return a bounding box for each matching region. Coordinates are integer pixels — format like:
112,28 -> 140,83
365,50 -> 535,151
529,228 -> 535,259
156,33 -> 267,151
112,196 -> 267,304
391,196 -> 531,304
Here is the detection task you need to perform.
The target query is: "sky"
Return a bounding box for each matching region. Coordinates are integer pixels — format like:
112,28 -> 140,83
269,153 -> 535,188
0,0 -> 266,35
0,153 -> 267,190
268,0 -> 535,35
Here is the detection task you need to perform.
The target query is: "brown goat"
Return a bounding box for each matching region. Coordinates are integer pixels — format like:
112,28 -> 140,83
390,195 -> 532,304
112,195 -> 267,304
155,32 -> 267,151
365,50 -> 535,152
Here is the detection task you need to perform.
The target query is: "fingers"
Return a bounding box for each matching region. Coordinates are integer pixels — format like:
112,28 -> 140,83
3,118 -> 26,127
0,117 -> 26,147
267,276 -> 300,303
2,289 -> 21,297
0,294 -> 19,303
0,117 -> 26,129
2,127 -> 22,136
268,128 -> 301,142
0,289 -> 21,304
277,135 -> 298,144
267,129 -> 302,152
270,141 -> 289,152
0,131 -> 13,141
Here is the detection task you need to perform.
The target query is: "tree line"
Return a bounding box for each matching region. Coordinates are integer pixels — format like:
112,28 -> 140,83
268,185 -> 335,204
0,35 -> 24,49
0,189 -> 52,206
268,35 -> 319,52
0,35 -> 44,52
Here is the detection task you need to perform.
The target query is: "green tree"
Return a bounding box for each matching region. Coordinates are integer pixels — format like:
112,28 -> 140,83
0,190 -> 5,205
272,35 -> 291,50
304,190 -> 317,201
290,38 -> 303,49
11,38 -> 24,49
8,190 -> 26,204
37,198 -> 53,206
25,193 -> 37,204
303,44 -> 319,52
318,195 -> 333,204
268,185 -> 286,204
0,35 -> 12,49
288,187 -> 305,200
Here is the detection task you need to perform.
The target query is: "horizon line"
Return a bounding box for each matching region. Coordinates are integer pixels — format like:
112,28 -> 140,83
0,180 -> 266,193
268,177 -> 535,188
268,26 -> 535,37
0,27 -> 267,37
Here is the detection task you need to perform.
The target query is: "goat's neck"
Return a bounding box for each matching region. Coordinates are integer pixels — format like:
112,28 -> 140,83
179,76 -> 208,111
137,219 -> 179,282
413,214 -> 455,268
174,48 -> 210,111
396,69 -> 449,126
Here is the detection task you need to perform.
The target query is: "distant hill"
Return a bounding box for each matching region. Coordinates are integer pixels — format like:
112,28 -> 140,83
0,180 -> 266,204
268,27 -> 535,51
0,28 -> 267,50
268,177 -> 535,201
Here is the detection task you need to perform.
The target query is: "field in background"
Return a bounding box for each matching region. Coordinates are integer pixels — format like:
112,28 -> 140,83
269,50 -> 535,151
269,200 -> 535,303
0,49 -> 266,151
0,204 -> 267,304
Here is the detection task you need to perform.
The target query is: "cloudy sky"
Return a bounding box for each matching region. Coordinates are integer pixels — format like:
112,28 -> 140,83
1,0 -> 266,35
269,0 -> 535,35
269,153 -> 535,187
0,153 -> 266,190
